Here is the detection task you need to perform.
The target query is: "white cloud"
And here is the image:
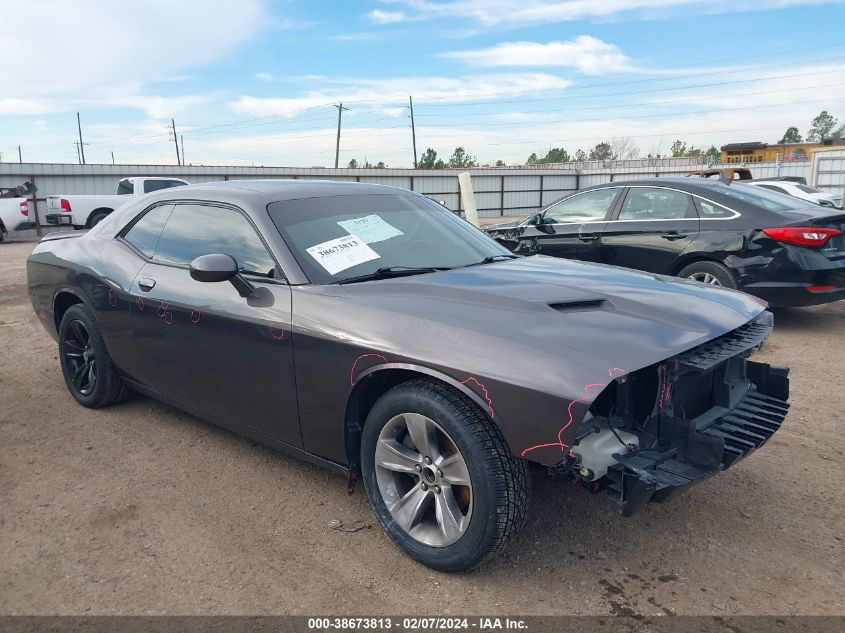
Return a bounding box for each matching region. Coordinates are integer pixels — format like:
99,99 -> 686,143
369,9 -> 406,24
443,36 -> 634,74
381,0 -> 844,25
0,0 -> 265,116
255,72 -> 275,82
230,73 -> 572,116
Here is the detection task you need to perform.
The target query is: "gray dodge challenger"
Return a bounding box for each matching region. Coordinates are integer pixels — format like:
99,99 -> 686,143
27,180 -> 789,571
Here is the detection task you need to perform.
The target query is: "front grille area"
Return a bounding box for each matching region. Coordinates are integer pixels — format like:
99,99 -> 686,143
677,312 -> 773,372
701,390 -> 789,468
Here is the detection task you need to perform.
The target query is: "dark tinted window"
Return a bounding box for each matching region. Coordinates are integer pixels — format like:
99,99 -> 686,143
153,204 -> 277,277
545,188 -> 619,223
618,187 -> 692,220
756,183 -> 787,194
144,179 -> 187,194
694,198 -> 735,219
123,204 -> 173,257
117,179 -> 134,195
796,184 -> 821,194
709,182 -> 817,211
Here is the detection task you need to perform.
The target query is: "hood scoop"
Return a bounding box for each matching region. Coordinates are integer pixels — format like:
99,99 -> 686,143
548,299 -> 606,313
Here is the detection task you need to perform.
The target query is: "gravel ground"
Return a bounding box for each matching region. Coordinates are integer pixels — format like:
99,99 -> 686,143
0,239 -> 842,616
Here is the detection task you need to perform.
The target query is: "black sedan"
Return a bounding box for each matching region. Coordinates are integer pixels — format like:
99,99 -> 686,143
485,178 -> 845,307
28,180 -> 789,571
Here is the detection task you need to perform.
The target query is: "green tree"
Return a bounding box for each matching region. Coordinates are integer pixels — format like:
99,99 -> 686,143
375,161 -> 386,168
574,149 -> 587,161
808,110 -> 838,141
588,142 -> 614,161
526,152 -> 538,164
347,158 -> 358,168
542,147 -> 570,163
780,126 -> 803,144
670,139 -> 688,158
418,148 -> 440,168
832,124 -> 845,140
704,145 -> 721,161
495,159 -> 506,167
448,146 -> 477,168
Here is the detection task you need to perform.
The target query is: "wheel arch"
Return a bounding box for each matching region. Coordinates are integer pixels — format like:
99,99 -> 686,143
85,207 -> 114,228
671,252 -> 732,277
52,289 -> 86,332
344,364 -> 498,476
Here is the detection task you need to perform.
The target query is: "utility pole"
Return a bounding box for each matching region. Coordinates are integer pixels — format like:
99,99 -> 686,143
76,112 -> 86,165
18,145 -> 22,163
111,151 -> 115,165
180,134 -> 185,166
170,119 -> 181,166
409,95 -> 418,168
334,102 -> 348,169
74,142 -> 81,164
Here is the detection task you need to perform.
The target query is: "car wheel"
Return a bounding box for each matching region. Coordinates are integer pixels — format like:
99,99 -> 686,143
361,379 -> 530,571
88,211 -> 109,227
58,304 -> 129,408
678,261 -> 738,289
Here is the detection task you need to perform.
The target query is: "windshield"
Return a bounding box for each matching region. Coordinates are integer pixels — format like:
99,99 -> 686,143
268,193 -> 511,284
709,182 -> 819,212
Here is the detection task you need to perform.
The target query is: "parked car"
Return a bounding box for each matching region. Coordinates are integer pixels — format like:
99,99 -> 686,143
45,176 -> 189,228
28,180 -> 789,571
486,178 -> 845,307
0,198 -> 33,242
748,179 -> 843,209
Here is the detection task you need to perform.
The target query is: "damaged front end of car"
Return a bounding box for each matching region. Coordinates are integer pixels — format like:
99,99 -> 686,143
562,311 -> 789,516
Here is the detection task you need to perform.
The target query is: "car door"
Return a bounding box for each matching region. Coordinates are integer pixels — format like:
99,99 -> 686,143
517,187 -> 622,261
597,186 -> 700,274
123,201 -> 301,447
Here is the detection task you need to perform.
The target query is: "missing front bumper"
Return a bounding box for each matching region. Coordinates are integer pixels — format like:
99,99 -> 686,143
606,361 -> 789,517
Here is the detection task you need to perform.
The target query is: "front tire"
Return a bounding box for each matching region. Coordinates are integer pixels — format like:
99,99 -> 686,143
88,211 -> 110,227
58,304 -> 128,408
361,379 -> 530,571
678,260 -> 738,289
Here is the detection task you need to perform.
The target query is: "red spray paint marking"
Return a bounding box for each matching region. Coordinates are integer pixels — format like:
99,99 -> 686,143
460,376 -> 495,419
520,367 -> 626,458
190,309 -> 201,325
136,297 -> 144,311
157,301 -> 172,325
36,309 -> 49,320
269,326 -> 285,340
349,353 -> 388,387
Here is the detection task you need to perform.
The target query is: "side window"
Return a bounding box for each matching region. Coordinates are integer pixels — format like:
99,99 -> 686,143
618,188 -> 692,221
544,188 -> 619,223
122,204 -> 173,257
756,184 -> 786,194
144,179 -> 187,194
153,204 -> 278,277
694,198 -> 735,219
117,179 -> 134,195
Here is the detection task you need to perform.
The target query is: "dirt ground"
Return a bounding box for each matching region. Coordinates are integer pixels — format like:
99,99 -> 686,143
0,239 -> 842,616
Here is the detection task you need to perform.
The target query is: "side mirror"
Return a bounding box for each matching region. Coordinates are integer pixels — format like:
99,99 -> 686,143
190,253 -> 255,298
528,213 -> 543,225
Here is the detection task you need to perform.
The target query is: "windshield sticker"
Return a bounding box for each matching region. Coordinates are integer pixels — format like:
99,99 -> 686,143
337,214 -> 403,244
306,234 -> 380,275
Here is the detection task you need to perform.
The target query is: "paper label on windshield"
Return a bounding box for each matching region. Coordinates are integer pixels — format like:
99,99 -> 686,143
337,214 -> 403,244
306,235 -> 380,275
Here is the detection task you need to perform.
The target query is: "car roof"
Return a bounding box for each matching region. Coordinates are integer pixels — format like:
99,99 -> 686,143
584,177 -> 728,191
179,179 -> 409,202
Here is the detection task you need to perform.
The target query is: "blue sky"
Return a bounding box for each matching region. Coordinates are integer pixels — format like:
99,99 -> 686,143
2,0 -> 845,167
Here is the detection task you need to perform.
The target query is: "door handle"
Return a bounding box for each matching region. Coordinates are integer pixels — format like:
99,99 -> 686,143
660,232 -> 688,240
578,235 -> 600,242
138,278 -> 156,291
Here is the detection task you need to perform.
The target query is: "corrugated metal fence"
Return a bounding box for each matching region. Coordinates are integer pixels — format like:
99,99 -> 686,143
3,157 -> 839,239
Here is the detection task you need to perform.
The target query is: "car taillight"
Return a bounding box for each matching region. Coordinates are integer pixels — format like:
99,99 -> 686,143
20,201 -> 28,216
762,226 -> 841,247
60,198 -> 72,213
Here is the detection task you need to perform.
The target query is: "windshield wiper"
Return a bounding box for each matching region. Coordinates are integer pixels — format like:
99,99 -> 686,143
336,266 -> 451,285
462,254 -> 519,267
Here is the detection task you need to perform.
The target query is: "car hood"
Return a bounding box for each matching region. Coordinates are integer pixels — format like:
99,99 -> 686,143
341,255 -> 765,389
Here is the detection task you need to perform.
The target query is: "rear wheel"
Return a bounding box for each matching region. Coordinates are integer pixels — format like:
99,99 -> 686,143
678,261 -> 738,289
58,304 -> 128,408
88,210 -> 110,227
361,379 -> 530,571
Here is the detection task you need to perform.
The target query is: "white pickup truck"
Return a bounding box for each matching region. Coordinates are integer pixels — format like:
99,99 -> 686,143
45,176 -> 189,228
0,198 -> 33,242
